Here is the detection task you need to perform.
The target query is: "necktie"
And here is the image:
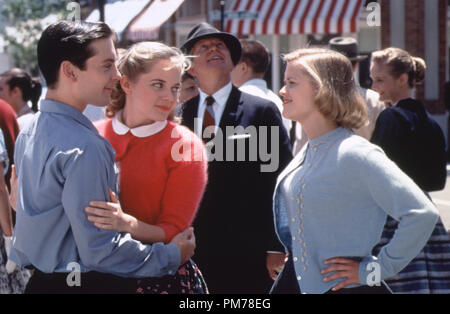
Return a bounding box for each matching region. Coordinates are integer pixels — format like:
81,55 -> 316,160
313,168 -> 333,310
202,96 -> 215,140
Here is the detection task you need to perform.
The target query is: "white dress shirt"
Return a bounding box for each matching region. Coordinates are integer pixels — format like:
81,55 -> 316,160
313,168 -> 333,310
239,78 -> 291,134
195,82 -> 232,138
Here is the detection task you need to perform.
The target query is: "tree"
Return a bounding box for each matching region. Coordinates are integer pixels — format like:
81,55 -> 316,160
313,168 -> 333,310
0,0 -> 68,75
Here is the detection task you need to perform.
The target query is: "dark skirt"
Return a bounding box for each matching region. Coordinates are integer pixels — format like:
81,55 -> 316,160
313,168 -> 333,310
0,231 -> 31,294
270,255 -> 391,294
372,216 -> 450,294
136,259 -> 208,294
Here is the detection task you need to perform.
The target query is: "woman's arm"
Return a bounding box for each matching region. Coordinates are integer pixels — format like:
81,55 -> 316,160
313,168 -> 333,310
124,215 -> 166,244
86,134 -> 207,244
322,146 -> 438,291
154,150 -> 207,242
0,162 -> 13,236
9,165 -> 17,212
85,189 -> 166,244
86,150 -> 208,244
356,148 -> 438,284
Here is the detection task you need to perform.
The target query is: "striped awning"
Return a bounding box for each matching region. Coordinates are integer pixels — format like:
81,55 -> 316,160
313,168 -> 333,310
125,0 -> 185,41
225,0 -> 364,35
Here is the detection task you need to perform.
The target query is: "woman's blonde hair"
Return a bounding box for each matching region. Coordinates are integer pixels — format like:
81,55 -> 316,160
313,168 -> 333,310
371,47 -> 426,88
283,48 -> 367,130
107,41 -> 190,118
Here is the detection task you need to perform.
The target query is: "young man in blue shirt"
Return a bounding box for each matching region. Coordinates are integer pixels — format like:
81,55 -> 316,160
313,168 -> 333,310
10,20 -> 195,294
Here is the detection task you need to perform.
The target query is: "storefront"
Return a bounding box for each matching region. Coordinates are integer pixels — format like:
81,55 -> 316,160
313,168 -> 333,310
223,0 -> 366,93
222,0 -> 448,145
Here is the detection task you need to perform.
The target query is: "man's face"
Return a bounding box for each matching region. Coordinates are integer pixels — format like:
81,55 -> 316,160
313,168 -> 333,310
189,37 -> 234,79
74,37 -> 120,107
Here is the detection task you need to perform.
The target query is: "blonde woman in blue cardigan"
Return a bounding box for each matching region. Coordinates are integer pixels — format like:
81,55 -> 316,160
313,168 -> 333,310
270,48 -> 439,294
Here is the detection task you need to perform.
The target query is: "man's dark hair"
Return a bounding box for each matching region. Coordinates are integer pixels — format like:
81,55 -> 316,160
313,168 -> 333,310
37,20 -> 113,88
239,39 -> 270,75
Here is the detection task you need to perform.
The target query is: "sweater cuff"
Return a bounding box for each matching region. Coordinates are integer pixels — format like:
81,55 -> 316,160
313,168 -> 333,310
358,256 -> 382,286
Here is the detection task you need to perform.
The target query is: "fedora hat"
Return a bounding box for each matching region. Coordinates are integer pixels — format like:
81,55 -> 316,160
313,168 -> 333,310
328,37 -> 367,62
181,22 -> 242,66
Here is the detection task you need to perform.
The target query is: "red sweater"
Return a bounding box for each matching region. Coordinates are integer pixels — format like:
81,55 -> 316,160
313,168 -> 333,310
96,119 -> 207,243
0,100 -> 19,188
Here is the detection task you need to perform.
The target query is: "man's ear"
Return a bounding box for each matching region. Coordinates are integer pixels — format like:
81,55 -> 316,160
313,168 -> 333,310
240,61 -> 248,73
399,73 -> 409,87
232,61 -> 245,73
61,61 -> 78,82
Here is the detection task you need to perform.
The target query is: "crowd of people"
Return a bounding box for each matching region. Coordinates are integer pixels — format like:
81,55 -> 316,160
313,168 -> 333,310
0,19 -> 449,294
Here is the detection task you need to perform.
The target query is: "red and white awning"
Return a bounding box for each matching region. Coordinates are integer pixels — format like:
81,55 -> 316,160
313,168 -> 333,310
225,0 -> 364,35
125,0 -> 185,41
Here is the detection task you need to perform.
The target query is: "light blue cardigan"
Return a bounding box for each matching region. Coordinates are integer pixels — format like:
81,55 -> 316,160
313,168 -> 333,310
273,127 -> 439,294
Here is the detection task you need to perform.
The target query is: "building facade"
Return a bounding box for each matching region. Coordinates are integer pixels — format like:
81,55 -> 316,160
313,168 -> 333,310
380,0 -> 448,147
169,0 -> 449,147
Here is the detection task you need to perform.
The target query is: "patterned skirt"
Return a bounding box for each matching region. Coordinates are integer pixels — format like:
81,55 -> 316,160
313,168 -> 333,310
136,259 -> 208,294
372,216 -> 450,294
0,232 -> 32,294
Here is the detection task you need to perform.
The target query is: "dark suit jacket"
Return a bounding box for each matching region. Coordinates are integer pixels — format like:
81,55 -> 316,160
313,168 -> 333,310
181,86 -> 293,293
371,98 -> 446,192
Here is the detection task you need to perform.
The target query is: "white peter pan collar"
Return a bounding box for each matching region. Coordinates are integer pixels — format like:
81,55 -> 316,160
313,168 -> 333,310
112,110 -> 167,138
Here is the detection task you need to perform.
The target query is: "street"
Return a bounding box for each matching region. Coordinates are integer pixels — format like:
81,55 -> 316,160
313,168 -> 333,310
430,165 -> 450,232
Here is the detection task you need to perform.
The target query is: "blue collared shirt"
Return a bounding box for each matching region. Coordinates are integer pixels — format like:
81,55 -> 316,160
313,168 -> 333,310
10,99 -> 180,277
274,127 -> 439,294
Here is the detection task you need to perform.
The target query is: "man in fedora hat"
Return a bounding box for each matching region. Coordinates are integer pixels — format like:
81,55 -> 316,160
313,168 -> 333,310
180,22 -> 292,294
329,37 -> 385,140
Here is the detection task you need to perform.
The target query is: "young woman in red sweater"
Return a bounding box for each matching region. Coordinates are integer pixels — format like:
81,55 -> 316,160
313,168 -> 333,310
85,42 -> 208,294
